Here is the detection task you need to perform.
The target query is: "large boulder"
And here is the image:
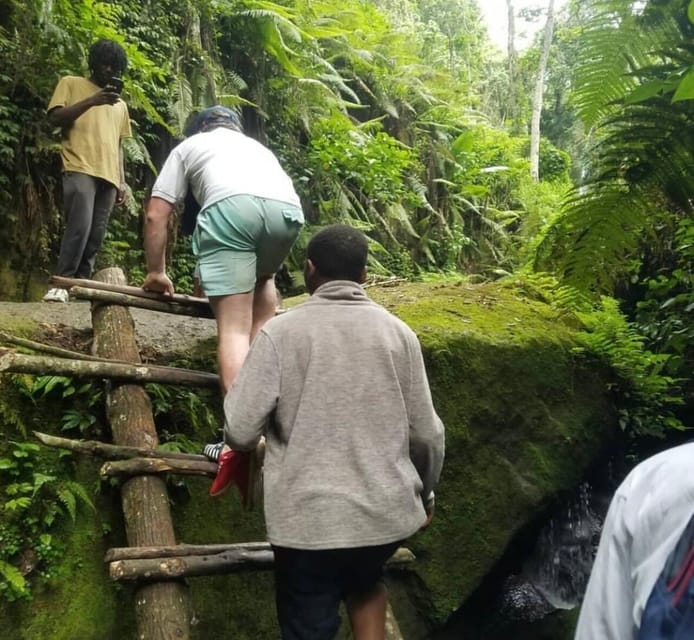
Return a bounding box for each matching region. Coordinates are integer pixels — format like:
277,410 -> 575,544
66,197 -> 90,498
0,279 -> 616,638
369,281 -> 615,629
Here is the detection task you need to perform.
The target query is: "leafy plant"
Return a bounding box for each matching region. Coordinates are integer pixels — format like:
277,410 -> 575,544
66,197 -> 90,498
146,382 -> 220,439
573,297 -> 684,438
0,441 -> 94,601
15,376 -> 105,437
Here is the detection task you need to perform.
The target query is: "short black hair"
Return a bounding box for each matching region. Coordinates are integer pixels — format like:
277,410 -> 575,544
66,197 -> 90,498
88,39 -> 128,76
306,224 -> 368,282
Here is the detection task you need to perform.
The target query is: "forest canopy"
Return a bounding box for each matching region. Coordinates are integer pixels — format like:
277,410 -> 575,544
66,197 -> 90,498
0,0 -> 692,437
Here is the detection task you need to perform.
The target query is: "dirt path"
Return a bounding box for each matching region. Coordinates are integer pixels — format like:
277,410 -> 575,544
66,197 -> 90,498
0,301 -> 217,356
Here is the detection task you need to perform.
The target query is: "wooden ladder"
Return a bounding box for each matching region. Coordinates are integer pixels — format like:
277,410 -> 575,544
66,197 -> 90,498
1,268 -> 411,639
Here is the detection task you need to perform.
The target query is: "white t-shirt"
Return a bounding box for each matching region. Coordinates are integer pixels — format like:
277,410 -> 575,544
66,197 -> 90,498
151,127 -> 301,210
575,442 -> 694,639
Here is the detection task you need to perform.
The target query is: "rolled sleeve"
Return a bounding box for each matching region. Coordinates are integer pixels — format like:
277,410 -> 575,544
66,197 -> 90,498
48,77 -> 71,112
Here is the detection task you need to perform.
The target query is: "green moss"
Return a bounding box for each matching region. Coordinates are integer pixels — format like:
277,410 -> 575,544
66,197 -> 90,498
366,281 -> 615,622
0,311 -> 41,339
0,460 -> 136,639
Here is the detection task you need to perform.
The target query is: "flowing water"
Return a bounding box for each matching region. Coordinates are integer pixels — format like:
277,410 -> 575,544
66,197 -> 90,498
433,465 -> 620,639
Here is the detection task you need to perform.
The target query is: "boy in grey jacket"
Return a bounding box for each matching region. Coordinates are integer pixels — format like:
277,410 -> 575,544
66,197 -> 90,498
223,224 -> 445,640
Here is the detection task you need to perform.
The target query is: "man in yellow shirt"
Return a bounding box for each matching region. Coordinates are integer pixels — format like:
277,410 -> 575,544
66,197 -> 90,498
43,39 -> 132,302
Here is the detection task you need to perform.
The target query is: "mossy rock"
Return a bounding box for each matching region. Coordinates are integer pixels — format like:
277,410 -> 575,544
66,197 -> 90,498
0,279 -> 616,637
366,281 -> 615,625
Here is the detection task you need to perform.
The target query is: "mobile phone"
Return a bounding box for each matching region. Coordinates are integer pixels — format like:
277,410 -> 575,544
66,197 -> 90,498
107,76 -> 124,94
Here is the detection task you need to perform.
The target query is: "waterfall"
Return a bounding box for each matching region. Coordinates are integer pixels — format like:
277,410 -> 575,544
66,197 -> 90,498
498,478 -> 614,622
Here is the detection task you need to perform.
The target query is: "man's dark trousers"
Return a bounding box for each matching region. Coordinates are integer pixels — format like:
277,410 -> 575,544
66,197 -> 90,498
56,171 -> 116,278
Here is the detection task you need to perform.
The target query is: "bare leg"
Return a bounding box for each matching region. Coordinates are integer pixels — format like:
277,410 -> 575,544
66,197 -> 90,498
251,275 -> 277,342
346,583 -> 388,640
209,291 -> 254,395
207,278 -> 276,464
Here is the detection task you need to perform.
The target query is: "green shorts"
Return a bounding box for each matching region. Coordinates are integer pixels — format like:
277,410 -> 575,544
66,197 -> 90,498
191,194 -> 304,296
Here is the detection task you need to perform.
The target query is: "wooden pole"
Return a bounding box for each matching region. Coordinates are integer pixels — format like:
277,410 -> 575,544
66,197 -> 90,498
34,431 -> 210,462
110,549 -> 276,581
91,267 -> 191,640
50,275 -> 211,312
108,547 -> 415,581
106,542 -> 272,562
100,457 -> 216,479
105,544 -> 415,565
0,350 -> 219,388
0,332 -> 108,362
71,285 -> 214,318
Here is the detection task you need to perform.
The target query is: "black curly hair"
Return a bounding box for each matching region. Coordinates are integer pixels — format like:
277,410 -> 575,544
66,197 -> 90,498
306,224 -> 368,282
88,39 -> 128,76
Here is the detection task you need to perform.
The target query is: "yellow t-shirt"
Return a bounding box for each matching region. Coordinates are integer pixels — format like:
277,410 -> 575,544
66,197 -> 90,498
48,76 -> 132,188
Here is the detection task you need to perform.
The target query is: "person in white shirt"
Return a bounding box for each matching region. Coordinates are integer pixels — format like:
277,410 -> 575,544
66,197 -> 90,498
142,106 -> 304,496
575,441 -> 694,639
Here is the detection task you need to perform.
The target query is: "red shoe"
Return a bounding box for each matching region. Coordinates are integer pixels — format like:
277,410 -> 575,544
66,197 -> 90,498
209,449 -> 251,499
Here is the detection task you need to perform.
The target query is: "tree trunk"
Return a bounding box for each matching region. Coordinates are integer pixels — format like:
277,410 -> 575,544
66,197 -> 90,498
530,0 -> 556,181
91,267 -> 191,640
506,0 -> 515,77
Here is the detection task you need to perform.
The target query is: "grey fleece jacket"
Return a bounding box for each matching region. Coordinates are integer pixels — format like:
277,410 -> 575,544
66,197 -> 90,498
224,280 -> 445,550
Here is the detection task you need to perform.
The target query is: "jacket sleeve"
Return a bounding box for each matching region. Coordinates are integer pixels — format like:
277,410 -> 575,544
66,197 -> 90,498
406,333 -> 445,505
223,331 -> 280,451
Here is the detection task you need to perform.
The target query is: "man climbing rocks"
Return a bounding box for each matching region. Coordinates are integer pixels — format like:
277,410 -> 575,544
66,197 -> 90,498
142,105 -> 304,496
43,39 -> 131,303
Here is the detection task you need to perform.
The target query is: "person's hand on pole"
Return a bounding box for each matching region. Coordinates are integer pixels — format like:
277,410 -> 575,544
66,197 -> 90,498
142,272 -> 175,296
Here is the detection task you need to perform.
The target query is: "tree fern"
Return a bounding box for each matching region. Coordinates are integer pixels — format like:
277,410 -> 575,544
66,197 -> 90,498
56,480 -> 94,522
535,0 -> 694,292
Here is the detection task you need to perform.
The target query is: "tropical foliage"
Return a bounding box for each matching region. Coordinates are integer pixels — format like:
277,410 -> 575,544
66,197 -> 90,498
0,0 -> 575,294
534,0 -> 694,424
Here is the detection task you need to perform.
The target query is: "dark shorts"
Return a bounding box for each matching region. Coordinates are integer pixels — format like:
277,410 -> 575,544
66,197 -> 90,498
272,541 -> 400,640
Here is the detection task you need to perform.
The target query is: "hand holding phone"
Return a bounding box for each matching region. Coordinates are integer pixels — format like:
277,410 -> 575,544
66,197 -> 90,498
107,76 -> 124,94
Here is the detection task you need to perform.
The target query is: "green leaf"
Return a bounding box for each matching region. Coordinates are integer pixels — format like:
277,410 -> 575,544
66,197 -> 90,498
0,560 -> 26,592
689,0 -> 694,23
624,80 -> 665,104
57,488 -> 77,521
672,67 -> 694,102
4,497 -> 31,512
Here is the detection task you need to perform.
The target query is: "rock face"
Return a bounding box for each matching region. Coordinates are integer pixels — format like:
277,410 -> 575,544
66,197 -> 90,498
0,280 -> 617,638
367,281 -> 616,627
